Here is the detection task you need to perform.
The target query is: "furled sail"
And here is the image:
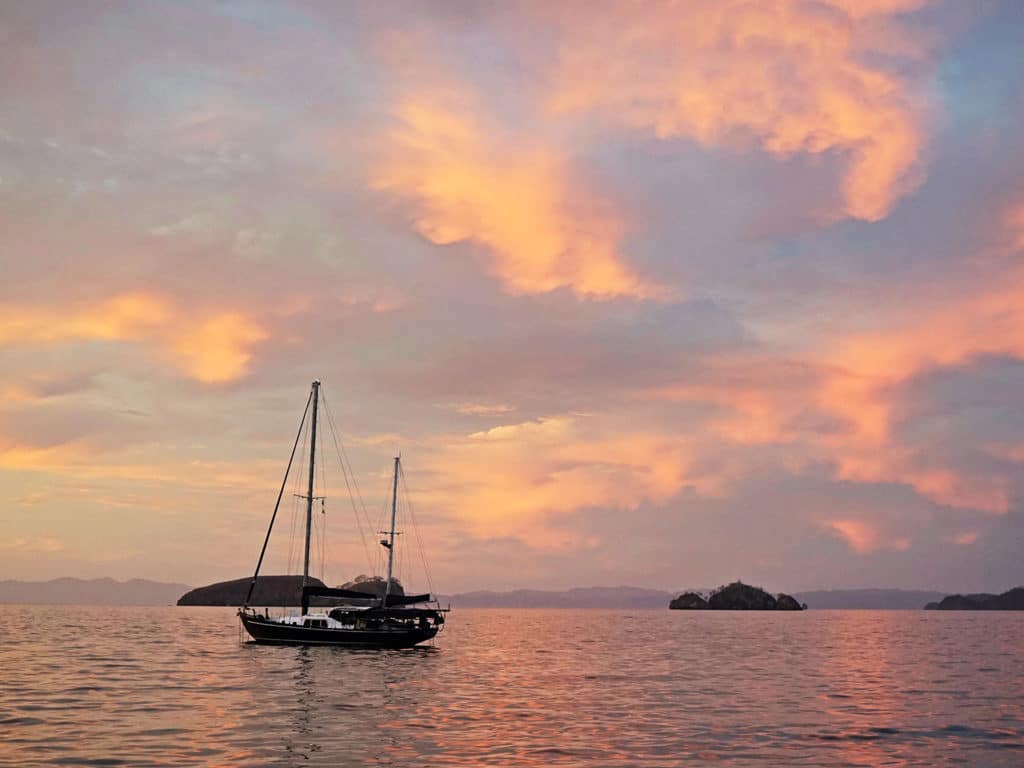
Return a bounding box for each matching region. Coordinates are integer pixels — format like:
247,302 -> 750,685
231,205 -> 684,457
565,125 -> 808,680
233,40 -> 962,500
382,593 -> 432,606
302,586 -> 379,601
301,586 -> 432,606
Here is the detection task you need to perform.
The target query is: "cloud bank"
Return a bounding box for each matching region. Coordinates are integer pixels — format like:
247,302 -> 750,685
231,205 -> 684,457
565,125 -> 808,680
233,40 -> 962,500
0,0 -> 1021,593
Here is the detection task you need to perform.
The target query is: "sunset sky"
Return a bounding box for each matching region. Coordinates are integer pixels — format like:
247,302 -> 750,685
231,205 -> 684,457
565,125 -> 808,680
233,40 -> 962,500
2,0 -> 1023,594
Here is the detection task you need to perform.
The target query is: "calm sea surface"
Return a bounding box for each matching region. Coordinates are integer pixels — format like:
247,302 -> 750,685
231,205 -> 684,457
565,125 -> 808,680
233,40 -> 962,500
1,606 -> 1022,767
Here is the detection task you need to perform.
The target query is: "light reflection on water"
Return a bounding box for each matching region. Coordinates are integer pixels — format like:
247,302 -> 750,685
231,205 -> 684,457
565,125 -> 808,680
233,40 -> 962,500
1,606 -> 1022,766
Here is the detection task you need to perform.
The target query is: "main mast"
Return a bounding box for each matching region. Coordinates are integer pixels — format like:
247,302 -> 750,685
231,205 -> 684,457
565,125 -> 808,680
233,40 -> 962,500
382,455 -> 399,607
302,381 -> 320,593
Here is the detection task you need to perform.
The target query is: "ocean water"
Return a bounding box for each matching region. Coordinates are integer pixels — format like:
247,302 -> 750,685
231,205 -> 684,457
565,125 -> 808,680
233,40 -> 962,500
0,607 -> 1022,767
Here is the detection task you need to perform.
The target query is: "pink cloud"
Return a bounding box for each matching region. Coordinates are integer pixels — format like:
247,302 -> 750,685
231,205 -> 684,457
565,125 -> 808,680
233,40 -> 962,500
0,293 -> 268,383
543,0 -> 936,221
371,95 -> 662,299
825,518 -> 911,554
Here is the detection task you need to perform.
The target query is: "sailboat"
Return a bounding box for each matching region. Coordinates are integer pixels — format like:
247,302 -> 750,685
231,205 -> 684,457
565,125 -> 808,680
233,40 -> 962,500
238,381 -> 448,647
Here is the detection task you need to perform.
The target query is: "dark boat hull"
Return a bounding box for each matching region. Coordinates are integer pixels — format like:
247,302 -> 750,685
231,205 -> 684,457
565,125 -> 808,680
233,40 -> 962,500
240,613 -> 438,648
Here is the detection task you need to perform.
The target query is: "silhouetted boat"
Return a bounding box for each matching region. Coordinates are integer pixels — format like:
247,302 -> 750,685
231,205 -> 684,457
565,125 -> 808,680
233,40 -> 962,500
238,381 -> 447,647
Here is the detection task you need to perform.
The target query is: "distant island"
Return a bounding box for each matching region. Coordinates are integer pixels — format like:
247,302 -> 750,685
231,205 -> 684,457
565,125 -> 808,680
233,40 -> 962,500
924,587 -> 1024,610
0,577 -> 192,605
176,574 -> 405,606
670,581 -> 805,611
177,575 -> 324,606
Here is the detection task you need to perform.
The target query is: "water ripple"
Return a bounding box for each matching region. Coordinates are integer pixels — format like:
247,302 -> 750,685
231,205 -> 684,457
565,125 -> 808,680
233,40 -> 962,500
0,607 -> 1022,766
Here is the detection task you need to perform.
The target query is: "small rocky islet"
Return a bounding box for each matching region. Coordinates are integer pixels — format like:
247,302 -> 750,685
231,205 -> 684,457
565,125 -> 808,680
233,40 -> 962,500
669,581 -> 806,611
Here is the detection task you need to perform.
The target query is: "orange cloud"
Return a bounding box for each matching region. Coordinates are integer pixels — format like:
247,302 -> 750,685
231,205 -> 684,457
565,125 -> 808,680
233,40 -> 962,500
0,293 -> 170,344
372,99 -> 660,299
814,260 -> 1024,511
647,374 -> 803,446
900,470 -> 1008,516
950,530 -> 978,546
825,518 -> 909,554
0,293 -> 267,383
452,402 -> 516,416
986,442 -> 1024,464
1007,204 -> 1024,251
0,434 -> 292,499
545,0 -> 932,221
0,535 -> 65,553
419,415 -> 715,545
0,441 -> 85,472
0,384 -> 36,403
641,215 -> 1024,516
173,313 -> 268,384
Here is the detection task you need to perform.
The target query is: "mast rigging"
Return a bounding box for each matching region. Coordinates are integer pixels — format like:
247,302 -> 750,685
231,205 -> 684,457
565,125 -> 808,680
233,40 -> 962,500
237,380 -> 448,647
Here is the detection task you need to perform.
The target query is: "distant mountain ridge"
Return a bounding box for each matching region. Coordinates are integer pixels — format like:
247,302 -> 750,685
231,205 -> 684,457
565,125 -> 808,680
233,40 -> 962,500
0,577 -> 191,605
446,587 -> 950,609
793,589 -> 946,609
446,586 -> 675,609
0,579 -> 972,609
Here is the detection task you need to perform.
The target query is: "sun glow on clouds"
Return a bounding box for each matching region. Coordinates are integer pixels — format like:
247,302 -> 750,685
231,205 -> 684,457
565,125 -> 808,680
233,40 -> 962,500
396,194 -> 1024,554
816,263 -> 1024,513
0,442 -> 83,472
370,1 -> 937,303
372,100 -> 660,299
3,1 -> 1022,588
1008,204 -> 1024,251
639,218 -> 1024,523
647,372 -> 804,447
825,518 -> 909,554
0,535 -> 64,553
951,531 -> 978,546
421,416 -> 708,546
545,0 -> 931,221
173,313 -> 268,384
0,293 -> 267,383
452,402 -> 516,416
0,293 -> 170,344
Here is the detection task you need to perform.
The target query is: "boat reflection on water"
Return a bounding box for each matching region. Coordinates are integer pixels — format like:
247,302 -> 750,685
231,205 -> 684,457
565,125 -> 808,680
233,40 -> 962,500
248,643 -> 444,764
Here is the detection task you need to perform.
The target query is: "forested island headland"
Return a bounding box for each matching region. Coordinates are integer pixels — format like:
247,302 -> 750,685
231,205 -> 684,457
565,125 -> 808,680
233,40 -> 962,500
670,581 -> 806,610
924,587 -> 1024,610
176,575 -> 402,606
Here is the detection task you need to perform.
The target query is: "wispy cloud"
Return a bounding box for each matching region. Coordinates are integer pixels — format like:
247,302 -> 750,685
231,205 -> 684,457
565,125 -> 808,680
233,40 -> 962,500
0,0 -> 1020,591
825,518 -> 910,554
0,535 -> 65,553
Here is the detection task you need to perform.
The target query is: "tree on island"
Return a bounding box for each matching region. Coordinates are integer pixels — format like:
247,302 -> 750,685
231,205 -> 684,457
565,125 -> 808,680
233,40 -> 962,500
669,580 -> 806,610
669,592 -> 709,609
340,574 -> 405,597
